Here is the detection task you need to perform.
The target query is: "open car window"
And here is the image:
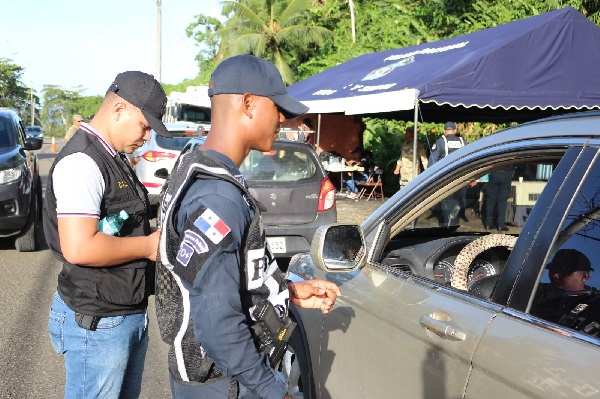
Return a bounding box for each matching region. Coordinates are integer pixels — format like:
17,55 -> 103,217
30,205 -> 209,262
377,151 -> 566,293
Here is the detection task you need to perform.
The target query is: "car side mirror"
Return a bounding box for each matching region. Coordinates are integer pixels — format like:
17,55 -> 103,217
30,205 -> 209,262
311,224 -> 366,272
24,137 -> 43,151
154,168 -> 169,180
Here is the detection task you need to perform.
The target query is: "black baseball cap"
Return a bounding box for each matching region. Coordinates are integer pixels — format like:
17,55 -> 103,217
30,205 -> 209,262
547,249 -> 593,275
108,71 -> 171,138
208,54 -> 309,118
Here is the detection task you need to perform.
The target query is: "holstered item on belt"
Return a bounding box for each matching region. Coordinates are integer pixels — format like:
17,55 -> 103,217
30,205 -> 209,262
75,312 -> 101,331
251,300 -> 296,367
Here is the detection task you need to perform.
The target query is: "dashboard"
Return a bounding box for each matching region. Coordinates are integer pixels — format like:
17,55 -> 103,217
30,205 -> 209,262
381,235 -> 512,288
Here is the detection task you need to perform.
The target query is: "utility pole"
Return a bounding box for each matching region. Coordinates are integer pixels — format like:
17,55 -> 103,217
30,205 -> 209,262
156,0 -> 162,82
30,86 -> 34,126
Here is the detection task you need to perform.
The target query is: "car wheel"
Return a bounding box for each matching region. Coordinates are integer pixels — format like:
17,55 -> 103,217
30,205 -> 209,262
451,233 -> 517,290
279,328 -> 314,399
15,186 -> 41,252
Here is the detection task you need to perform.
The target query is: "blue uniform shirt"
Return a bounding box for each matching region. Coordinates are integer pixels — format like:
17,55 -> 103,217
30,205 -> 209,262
174,150 -> 287,398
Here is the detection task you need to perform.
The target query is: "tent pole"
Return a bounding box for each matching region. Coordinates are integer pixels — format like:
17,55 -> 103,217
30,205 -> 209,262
316,113 -> 322,150
413,98 -> 419,180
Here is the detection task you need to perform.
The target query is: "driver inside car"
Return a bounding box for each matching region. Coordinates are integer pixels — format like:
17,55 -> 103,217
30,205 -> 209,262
530,248 -> 600,335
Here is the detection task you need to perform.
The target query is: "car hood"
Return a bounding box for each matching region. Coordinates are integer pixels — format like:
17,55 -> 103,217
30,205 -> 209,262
0,146 -> 22,168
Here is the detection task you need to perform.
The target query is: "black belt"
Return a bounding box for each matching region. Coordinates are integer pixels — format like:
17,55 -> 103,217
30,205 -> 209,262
75,312 -> 101,331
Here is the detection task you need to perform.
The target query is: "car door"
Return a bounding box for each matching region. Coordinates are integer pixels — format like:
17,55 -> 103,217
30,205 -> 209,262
314,265 -> 497,399
466,145 -> 600,398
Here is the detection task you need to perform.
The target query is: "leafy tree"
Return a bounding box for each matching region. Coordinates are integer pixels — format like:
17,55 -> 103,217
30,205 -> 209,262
212,0 -> 333,84
186,14 -> 226,85
40,85 -> 83,137
0,58 -> 32,120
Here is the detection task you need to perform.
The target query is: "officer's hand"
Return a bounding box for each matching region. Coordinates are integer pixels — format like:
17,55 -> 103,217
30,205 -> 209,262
146,229 -> 161,261
288,280 -> 341,314
393,167 -> 400,175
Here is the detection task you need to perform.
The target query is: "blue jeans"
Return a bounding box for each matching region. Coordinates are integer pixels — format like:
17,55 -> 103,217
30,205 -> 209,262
344,172 -> 368,194
48,291 -> 149,399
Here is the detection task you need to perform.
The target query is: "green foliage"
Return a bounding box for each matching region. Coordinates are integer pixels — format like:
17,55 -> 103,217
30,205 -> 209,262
206,0 -> 333,84
186,14 -> 225,83
40,85 -> 83,137
0,58 -> 31,120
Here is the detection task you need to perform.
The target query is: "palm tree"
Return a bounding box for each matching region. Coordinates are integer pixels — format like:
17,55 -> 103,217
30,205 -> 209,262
215,0 -> 332,84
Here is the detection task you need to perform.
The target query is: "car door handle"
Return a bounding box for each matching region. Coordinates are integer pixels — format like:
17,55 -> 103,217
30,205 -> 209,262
419,314 -> 466,342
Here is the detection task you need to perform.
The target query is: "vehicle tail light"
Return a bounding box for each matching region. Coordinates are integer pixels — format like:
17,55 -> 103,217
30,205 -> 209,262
142,182 -> 163,188
318,177 -> 336,212
141,151 -> 177,162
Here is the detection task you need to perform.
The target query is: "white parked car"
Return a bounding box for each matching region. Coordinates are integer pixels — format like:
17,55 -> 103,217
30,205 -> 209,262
133,123 -> 199,213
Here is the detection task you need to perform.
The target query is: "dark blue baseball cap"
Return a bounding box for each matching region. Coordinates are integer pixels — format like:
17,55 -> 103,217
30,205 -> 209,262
208,54 -> 309,118
444,121 -> 456,130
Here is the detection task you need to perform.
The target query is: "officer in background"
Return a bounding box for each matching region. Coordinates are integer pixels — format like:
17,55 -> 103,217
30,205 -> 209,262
64,114 -> 83,141
429,122 -> 468,226
393,126 -> 428,189
531,249 -> 600,336
428,121 -> 465,165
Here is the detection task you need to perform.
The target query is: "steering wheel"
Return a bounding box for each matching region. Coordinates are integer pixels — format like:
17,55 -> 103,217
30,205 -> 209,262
451,234 -> 517,291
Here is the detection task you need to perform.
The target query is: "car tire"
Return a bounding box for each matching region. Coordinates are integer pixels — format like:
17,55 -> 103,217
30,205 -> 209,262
15,184 -> 41,252
280,327 -> 314,399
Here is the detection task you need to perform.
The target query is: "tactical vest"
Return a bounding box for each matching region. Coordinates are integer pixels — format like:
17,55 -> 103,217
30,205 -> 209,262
155,149 -> 289,385
442,134 -> 465,157
44,128 -> 154,317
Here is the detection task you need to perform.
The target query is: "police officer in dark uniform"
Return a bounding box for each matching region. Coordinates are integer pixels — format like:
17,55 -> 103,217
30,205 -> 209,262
45,71 -> 166,398
531,249 -> 600,336
156,55 -> 341,399
429,122 -> 467,226
483,165 -> 514,231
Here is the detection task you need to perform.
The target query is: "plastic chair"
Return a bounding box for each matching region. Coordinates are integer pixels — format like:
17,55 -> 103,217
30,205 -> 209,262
357,168 -> 384,201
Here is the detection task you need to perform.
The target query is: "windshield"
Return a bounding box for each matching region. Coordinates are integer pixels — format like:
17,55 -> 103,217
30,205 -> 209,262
0,117 -> 16,147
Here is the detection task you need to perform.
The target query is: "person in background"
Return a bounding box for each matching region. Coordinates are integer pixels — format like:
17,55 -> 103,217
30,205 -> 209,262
156,54 -> 341,399
297,117 -> 314,144
393,126 -> 428,190
44,71 -> 166,398
429,122 -> 471,226
64,114 -> 83,141
343,147 -> 371,200
483,166 -> 513,231
530,249 -> 600,336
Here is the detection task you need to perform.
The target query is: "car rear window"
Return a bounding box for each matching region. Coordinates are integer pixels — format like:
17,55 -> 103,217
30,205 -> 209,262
155,130 -> 195,151
240,146 -> 318,182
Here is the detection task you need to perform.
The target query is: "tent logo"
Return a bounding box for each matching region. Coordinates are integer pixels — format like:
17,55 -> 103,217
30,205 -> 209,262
362,56 -> 415,81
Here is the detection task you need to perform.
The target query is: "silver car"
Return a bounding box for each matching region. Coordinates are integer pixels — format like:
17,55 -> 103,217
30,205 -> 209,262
284,111 -> 600,399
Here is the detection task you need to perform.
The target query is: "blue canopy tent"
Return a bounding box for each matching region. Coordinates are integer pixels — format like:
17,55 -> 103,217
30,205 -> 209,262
287,6 -> 600,173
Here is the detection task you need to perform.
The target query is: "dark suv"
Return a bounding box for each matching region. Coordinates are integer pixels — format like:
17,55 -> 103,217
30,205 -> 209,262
0,108 -> 43,251
164,138 -> 337,259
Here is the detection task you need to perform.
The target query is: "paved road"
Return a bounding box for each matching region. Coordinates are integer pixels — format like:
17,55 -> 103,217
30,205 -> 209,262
0,137 -> 385,398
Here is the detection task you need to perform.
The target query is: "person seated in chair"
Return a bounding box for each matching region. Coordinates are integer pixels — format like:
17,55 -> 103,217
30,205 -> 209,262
343,147 -> 371,199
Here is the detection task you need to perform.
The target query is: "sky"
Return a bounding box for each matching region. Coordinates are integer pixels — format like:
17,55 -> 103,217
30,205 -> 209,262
1,0 -> 223,97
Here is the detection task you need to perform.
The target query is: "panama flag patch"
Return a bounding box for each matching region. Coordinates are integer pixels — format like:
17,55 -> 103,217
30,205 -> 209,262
194,208 -> 231,244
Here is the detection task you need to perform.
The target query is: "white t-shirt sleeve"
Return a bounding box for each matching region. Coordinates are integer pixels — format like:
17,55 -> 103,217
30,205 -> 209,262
52,153 -> 105,218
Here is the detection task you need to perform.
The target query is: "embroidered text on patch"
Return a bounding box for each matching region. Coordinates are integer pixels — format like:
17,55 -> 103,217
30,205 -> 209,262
176,242 -> 194,267
194,208 -> 231,244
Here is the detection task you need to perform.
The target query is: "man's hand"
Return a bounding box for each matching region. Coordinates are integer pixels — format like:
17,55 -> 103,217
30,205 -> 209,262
288,280 -> 341,314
